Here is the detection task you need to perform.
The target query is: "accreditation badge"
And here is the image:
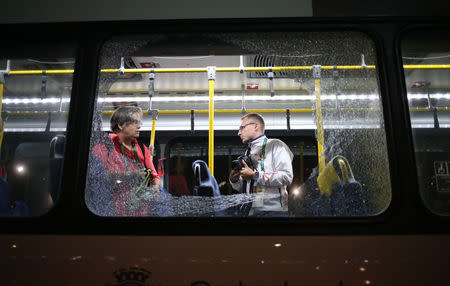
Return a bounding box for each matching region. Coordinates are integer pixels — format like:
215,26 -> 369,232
254,189 -> 265,207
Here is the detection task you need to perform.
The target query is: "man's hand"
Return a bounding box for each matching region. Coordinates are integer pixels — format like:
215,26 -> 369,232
229,169 -> 240,183
239,160 -> 255,180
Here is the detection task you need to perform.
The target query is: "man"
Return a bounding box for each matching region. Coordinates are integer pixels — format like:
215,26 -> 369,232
229,113 -> 293,215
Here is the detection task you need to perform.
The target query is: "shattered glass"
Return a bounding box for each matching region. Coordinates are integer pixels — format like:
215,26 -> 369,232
85,31 -> 391,217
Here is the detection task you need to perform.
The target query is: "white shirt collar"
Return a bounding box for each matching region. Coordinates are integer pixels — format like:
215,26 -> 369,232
248,134 -> 266,148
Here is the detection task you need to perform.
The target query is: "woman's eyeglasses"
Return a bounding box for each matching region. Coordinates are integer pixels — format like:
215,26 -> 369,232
128,119 -> 142,126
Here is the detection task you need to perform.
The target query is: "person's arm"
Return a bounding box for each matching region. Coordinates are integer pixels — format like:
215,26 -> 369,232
254,141 -> 293,187
142,144 -> 161,187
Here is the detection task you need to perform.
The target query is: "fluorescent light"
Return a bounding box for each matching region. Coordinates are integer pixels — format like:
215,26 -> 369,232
2,97 -> 70,104
98,94 -> 382,103
3,93 -> 449,106
99,123 -> 385,132
4,128 -> 46,132
408,93 -> 450,100
0,94 -> 388,105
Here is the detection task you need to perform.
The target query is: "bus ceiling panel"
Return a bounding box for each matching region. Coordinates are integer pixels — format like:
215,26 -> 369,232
129,54 -> 378,73
3,74 -> 73,96
1,58 -> 75,71
3,114 -> 68,132
107,73 -> 379,94
404,69 -> 450,90
127,33 -> 376,63
410,111 -> 450,129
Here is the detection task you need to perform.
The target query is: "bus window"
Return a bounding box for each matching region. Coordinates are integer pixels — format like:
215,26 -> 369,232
401,29 -> 450,216
0,48 -> 75,216
86,31 -> 391,217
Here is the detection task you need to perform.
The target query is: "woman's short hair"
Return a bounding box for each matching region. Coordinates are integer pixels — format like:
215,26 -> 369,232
241,113 -> 265,132
110,106 -> 143,133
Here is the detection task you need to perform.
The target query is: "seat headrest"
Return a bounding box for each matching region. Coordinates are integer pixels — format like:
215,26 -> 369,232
50,135 -> 66,159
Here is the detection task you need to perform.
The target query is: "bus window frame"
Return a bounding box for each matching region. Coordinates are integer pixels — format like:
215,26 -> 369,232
397,25 -> 450,217
0,19 -> 449,235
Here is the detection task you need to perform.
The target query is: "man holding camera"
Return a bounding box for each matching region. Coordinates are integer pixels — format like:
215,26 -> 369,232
229,113 -> 293,215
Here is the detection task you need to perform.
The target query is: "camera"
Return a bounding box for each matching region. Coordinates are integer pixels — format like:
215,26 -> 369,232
231,155 -> 254,171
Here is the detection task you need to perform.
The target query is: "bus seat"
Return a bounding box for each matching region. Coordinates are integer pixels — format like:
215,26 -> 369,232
0,177 -> 11,215
312,156 -> 369,216
0,177 -> 29,216
49,135 -> 66,159
192,160 -> 220,197
11,201 -> 30,216
49,135 -> 66,203
191,160 -> 227,216
12,142 -> 51,216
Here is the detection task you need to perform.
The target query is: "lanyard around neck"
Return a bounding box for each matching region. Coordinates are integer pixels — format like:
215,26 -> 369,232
260,137 -> 268,172
120,141 -> 140,172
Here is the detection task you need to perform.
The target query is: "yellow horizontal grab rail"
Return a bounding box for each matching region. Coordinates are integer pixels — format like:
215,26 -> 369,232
5,64 -> 450,75
6,66 -> 375,75
403,64 -> 450,69
103,109 -> 314,115
100,65 -> 377,73
8,70 -> 75,75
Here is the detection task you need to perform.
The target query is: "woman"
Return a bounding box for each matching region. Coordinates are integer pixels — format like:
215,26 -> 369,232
92,106 -> 161,216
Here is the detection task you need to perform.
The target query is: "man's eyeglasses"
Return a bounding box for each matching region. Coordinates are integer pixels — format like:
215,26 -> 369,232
239,122 -> 256,131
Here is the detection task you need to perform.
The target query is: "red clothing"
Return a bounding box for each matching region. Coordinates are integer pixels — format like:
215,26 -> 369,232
92,134 -> 159,216
93,134 -> 158,176
169,174 -> 190,196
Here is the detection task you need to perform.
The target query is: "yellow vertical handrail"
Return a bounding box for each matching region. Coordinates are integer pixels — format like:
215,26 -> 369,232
148,110 -> 158,162
150,118 -> 156,161
314,67 -> 325,173
208,67 -> 215,175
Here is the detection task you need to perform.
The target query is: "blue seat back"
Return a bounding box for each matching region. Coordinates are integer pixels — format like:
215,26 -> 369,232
49,135 -> 66,203
0,178 -> 11,215
11,201 -> 30,216
311,179 -> 368,216
192,160 -> 220,197
0,177 -> 30,216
